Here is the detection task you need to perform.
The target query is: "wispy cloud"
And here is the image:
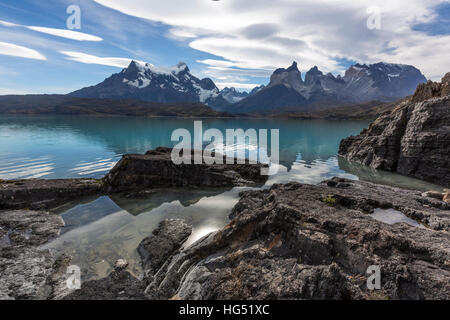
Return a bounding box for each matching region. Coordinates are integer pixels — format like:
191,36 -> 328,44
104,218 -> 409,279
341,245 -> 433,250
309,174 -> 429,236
94,0 -> 450,80
27,26 -> 102,41
60,51 -> 143,68
0,41 -> 46,60
0,19 -> 103,41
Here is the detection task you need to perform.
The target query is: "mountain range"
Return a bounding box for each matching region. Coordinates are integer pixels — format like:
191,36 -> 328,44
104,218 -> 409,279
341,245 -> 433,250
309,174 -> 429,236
230,62 -> 427,113
70,60 -> 426,114
70,61 -> 231,110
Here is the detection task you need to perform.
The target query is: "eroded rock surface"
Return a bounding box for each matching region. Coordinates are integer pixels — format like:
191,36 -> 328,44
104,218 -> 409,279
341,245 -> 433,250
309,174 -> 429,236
339,73 -> 450,187
411,72 -> 450,103
66,178 -> 450,300
138,219 -> 192,279
0,209 -> 70,300
104,147 -> 268,193
143,178 -> 450,300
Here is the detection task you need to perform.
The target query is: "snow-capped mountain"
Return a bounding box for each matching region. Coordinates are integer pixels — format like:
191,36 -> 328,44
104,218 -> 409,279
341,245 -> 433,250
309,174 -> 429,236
220,87 -> 249,103
231,61 -> 427,113
70,59 -> 426,114
341,62 -> 427,101
70,60 -> 228,108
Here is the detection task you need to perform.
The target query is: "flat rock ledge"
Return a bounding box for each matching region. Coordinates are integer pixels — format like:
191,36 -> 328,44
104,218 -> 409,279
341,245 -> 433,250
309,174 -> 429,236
64,178 -> 450,300
0,179 -> 103,210
103,147 -> 268,193
0,147 -> 268,210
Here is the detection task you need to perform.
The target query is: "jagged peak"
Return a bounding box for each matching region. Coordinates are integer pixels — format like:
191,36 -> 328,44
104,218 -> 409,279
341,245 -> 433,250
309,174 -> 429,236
286,61 -> 299,72
176,61 -> 189,73
274,61 -> 300,74
306,66 -> 323,75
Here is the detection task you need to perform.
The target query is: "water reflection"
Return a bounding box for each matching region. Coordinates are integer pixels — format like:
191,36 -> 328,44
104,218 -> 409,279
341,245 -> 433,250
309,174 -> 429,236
0,115 -> 370,179
43,187 -> 249,281
338,157 -> 443,192
370,208 -> 424,228
4,115 -> 445,281
43,153 -> 445,281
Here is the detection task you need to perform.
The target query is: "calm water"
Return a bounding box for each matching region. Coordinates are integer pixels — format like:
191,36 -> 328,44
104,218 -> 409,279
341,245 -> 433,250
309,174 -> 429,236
0,115 -> 443,281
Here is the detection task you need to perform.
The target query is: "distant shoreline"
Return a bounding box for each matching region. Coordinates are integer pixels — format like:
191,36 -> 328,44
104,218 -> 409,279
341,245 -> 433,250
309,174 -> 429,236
0,94 -> 398,121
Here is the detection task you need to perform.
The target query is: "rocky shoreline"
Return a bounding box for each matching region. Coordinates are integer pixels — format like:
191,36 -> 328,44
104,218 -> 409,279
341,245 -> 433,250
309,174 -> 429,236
1,146 -> 449,300
63,178 -> 450,300
339,73 -> 450,187
0,147 -> 267,210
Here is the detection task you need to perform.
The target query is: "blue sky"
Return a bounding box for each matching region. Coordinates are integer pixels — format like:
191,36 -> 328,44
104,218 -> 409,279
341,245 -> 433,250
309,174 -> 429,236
0,0 -> 449,94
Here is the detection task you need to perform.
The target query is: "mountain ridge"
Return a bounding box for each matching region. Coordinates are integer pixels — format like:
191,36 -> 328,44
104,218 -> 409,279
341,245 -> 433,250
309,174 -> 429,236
231,61 -> 427,113
66,59 -> 426,114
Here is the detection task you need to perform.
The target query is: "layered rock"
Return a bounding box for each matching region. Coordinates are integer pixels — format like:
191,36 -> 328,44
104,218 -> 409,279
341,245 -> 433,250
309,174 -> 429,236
339,73 -> 450,187
66,178 -> 450,300
0,179 -> 103,210
411,72 -> 450,103
104,147 -> 268,193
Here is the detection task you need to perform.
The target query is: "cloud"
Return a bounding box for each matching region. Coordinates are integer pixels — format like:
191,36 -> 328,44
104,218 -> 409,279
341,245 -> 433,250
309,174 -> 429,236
27,26 -> 103,42
0,20 -> 20,27
241,23 -> 280,39
94,0 -> 450,80
60,51 -> 144,68
0,41 -> 46,60
0,19 -> 103,41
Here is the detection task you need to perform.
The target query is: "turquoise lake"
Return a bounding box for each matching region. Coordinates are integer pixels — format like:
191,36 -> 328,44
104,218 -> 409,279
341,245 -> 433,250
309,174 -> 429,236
0,115 -> 443,281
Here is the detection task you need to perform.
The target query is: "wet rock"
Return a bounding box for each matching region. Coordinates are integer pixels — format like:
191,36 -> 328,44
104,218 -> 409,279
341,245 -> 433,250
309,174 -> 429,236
138,219 -> 192,279
0,179 -> 103,210
0,210 -> 69,300
63,268 -> 147,300
339,73 -> 450,188
104,147 -> 268,193
59,178 -> 450,300
148,179 -> 450,300
65,219 -> 192,300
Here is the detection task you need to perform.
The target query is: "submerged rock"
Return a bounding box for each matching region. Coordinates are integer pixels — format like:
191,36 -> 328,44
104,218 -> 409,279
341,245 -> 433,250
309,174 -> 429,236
104,147 -> 268,193
339,73 -> 450,188
0,209 -> 70,300
64,219 -> 192,300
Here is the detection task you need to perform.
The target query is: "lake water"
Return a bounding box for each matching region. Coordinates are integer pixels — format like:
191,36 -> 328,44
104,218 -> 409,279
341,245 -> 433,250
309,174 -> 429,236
0,115 -> 443,281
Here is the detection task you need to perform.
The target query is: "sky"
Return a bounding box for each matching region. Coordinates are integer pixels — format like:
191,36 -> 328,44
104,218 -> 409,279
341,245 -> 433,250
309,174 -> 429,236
0,0 -> 449,94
